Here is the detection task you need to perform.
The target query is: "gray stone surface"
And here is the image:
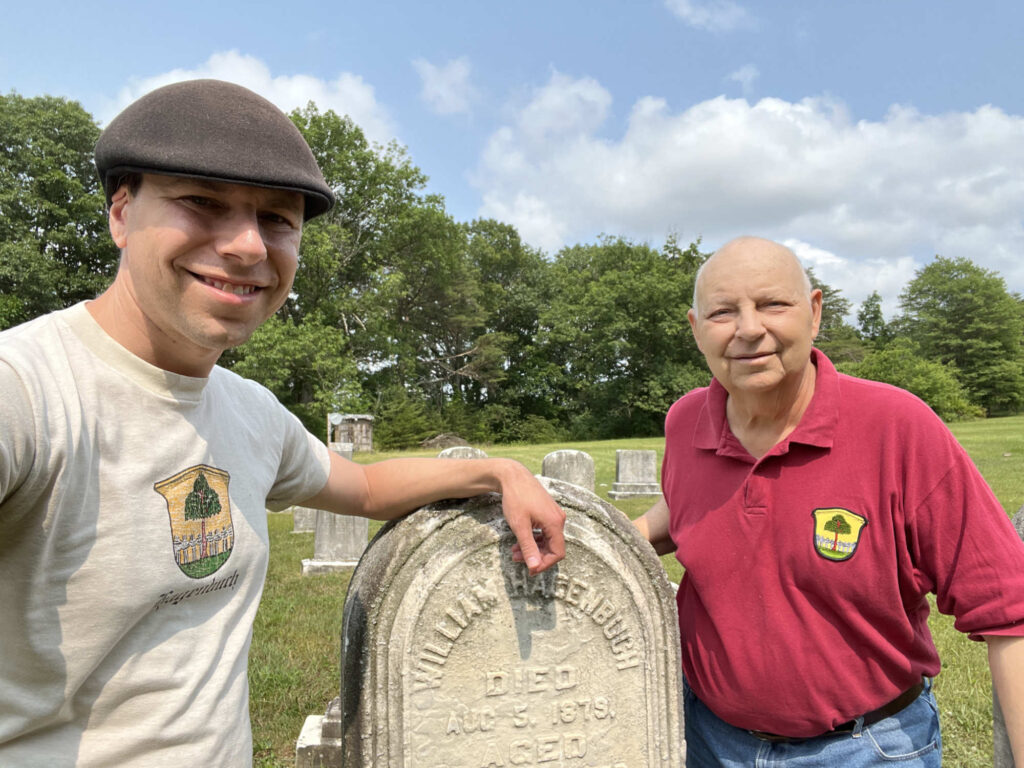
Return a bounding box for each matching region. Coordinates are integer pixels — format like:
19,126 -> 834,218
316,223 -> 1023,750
291,506 -> 318,533
994,505 -> 1024,767
437,446 -> 488,459
541,449 -> 595,493
300,442 -> 366,575
296,478 -> 684,766
608,449 -> 662,499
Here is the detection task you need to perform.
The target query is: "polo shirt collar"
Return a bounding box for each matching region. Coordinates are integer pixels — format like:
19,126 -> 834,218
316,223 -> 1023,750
693,348 -> 839,457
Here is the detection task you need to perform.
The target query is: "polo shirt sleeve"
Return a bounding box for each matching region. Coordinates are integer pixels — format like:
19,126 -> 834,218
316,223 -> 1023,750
907,422 -> 1024,640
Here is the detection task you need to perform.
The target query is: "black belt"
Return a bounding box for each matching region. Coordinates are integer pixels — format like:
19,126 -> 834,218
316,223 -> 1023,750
748,680 -> 926,743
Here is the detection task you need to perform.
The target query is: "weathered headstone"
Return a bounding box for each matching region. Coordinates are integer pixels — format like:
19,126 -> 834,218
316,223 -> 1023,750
608,449 -> 662,499
994,506 -> 1024,768
327,413 -> 374,452
541,449 -> 595,493
291,506 -> 318,533
296,478 -> 684,767
437,446 -> 488,459
300,443 -> 368,575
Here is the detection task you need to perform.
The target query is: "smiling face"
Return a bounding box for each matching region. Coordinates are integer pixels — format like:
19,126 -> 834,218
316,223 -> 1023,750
688,237 -> 822,400
101,174 -> 304,375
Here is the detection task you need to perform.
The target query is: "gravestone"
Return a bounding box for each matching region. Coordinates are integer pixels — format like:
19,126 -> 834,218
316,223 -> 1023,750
301,443 -> 368,575
438,446 -> 488,459
541,449 -> 595,493
994,506 -> 1024,768
608,449 -> 662,499
295,478 -> 684,767
291,506 -> 317,533
327,413 -> 374,453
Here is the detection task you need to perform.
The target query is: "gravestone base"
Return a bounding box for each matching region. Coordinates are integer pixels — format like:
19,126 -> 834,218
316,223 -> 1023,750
300,558 -> 359,575
295,697 -> 343,768
608,482 -> 662,498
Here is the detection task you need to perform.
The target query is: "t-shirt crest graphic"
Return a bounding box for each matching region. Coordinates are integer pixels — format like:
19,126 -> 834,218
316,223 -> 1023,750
154,465 -> 235,578
812,508 -> 867,562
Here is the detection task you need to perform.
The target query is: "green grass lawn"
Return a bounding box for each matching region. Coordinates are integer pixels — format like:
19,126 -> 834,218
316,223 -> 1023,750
251,417 -> 1024,767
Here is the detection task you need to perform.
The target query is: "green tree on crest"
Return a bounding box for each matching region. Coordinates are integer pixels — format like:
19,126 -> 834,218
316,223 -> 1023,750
824,514 -> 852,551
184,472 -> 221,559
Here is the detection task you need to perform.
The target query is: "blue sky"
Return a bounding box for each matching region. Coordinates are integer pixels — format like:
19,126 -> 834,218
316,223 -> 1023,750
3,1 -> 1024,317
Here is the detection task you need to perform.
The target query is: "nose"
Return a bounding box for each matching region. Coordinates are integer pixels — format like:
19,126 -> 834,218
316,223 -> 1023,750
734,305 -> 765,340
215,211 -> 268,265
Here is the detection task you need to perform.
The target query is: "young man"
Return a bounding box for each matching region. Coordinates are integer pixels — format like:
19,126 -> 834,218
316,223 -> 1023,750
0,80 -> 565,767
635,236 -> 1024,767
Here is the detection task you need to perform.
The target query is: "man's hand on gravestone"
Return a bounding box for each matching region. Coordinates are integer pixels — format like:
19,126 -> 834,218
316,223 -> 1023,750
493,460 -> 567,575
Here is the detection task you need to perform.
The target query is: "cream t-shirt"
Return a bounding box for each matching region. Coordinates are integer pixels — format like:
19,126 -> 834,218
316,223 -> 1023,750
0,303 -> 331,767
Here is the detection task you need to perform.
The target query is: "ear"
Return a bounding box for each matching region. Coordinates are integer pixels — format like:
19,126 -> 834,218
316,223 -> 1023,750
687,307 -> 704,353
809,288 -> 823,340
108,187 -> 131,250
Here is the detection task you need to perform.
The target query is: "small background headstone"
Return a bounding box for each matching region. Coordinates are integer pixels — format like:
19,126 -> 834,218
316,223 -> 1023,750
291,506 -> 317,533
300,443 -> 367,575
437,446 -> 488,459
326,413 -> 374,452
607,449 -> 662,499
296,478 -> 684,767
541,449 -> 595,492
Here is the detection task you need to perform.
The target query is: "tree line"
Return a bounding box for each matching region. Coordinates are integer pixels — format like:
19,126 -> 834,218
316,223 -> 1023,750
3,92 -> 1023,448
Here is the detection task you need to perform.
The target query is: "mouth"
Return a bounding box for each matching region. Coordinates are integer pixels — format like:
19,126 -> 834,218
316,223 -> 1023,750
731,351 -> 775,362
192,273 -> 262,296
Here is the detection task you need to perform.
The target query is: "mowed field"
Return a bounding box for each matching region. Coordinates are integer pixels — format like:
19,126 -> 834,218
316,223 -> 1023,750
251,415 -> 1024,767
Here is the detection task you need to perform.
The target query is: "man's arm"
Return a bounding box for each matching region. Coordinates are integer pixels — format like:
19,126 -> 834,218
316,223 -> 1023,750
632,496 -> 676,555
988,634 -> 1024,765
300,451 -> 566,574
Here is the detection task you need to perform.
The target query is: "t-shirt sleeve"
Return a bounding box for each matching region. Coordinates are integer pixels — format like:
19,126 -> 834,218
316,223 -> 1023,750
0,361 -> 36,509
264,401 -> 331,512
908,426 -> 1024,640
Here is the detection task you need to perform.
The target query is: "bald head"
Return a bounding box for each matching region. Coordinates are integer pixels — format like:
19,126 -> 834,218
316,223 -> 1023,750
693,237 -> 812,317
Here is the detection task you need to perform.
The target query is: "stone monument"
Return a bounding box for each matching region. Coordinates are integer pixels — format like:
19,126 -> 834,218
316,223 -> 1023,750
541,449 -> 595,493
607,449 -> 662,499
437,446 -> 488,459
300,443 -> 368,575
327,413 -> 374,453
291,506 -> 318,533
296,478 -> 684,767
994,505 -> 1024,768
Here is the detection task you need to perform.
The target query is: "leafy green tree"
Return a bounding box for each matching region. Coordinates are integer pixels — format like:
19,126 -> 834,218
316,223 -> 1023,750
0,92 -> 118,329
856,290 -> 892,347
538,236 -> 709,438
838,338 -> 983,421
897,256 -> 1024,414
806,267 -> 866,364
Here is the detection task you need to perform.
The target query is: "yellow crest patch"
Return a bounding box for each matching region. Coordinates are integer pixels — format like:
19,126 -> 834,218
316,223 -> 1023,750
812,508 -> 867,562
154,465 -> 234,579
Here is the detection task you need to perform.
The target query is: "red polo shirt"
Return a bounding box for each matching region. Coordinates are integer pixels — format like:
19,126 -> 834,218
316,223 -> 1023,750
663,349 -> 1024,736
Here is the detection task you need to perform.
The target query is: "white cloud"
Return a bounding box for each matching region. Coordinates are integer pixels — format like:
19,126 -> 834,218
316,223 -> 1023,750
412,56 -> 477,115
472,74 -> 1024,311
100,51 -> 397,145
727,64 -> 759,96
665,0 -> 752,32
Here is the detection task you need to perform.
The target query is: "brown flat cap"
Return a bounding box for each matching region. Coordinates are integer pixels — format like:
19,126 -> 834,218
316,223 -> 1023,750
95,79 -> 334,220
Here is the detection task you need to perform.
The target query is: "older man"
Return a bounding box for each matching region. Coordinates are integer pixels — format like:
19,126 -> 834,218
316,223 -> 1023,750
635,236 -> 1024,767
0,80 -> 564,767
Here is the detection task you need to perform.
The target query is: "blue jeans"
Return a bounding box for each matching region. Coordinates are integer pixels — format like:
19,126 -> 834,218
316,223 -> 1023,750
683,678 -> 942,767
